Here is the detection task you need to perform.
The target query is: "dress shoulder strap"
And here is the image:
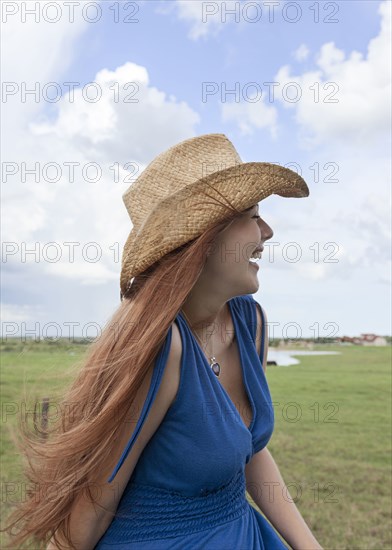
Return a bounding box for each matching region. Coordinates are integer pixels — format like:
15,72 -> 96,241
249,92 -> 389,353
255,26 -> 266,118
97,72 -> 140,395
234,294 -> 267,365
106,325 -> 173,483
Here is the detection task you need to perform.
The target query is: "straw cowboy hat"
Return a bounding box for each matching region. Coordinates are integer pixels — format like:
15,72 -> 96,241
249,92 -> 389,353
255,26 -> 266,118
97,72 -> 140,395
120,133 -> 309,298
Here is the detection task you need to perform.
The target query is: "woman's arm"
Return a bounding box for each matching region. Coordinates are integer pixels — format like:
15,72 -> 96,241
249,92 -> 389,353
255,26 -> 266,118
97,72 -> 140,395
251,302 -> 323,548
245,447 -> 323,550
46,511 -> 114,550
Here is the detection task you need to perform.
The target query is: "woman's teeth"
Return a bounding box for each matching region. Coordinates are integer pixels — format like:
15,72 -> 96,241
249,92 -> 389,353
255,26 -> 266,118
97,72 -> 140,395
249,251 -> 262,263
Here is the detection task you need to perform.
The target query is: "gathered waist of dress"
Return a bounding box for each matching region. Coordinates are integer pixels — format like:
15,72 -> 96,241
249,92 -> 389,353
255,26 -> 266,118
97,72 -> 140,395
99,469 -> 249,543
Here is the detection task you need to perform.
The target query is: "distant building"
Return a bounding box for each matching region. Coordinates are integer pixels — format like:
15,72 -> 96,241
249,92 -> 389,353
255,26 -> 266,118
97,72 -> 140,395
338,334 -> 387,346
359,333 -> 388,346
274,334 -> 389,348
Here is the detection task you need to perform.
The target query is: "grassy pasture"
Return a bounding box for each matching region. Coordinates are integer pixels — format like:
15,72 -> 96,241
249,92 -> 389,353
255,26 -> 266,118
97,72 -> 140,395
1,341 -> 391,549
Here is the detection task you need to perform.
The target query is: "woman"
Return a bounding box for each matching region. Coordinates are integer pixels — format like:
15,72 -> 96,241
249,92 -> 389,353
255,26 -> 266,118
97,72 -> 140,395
2,134 -> 323,549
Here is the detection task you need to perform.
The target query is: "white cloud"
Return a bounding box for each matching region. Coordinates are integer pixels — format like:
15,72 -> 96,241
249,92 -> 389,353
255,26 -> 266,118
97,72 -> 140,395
293,44 -> 310,62
47,260 -> 118,285
273,0 -> 391,148
218,2 -> 390,144
2,56 -> 200,285
1,1 -> 88,133
1,0 -> 390,337
29,61 -> 200,165
2,17 -> 201,302
221,98 -> 278,138
1,303 -> 47,324
224,1 -> 391,293
156,0 -> 247,40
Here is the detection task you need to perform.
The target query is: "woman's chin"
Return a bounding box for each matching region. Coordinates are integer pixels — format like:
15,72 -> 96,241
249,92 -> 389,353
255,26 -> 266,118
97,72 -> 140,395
248,264 -> 260,289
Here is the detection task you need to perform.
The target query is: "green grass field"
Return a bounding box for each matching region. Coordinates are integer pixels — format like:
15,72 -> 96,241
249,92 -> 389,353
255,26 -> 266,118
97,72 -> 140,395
1,341 -> 391,549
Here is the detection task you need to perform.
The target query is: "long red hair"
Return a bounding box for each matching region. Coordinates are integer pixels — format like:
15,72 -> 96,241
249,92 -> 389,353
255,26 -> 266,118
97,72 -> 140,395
1,199 -> 243,549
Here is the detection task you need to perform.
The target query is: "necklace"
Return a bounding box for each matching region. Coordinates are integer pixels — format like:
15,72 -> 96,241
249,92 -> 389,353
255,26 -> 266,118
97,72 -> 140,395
180,308 -> 221,377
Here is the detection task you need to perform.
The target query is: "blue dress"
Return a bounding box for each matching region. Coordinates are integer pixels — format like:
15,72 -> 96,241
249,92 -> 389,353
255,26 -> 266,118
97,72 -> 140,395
95,294 -> 289,549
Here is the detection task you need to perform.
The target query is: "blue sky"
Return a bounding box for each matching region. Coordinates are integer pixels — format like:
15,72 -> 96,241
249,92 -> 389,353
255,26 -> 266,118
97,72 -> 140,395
2,0 -> 391,339
51,1 -> 384,159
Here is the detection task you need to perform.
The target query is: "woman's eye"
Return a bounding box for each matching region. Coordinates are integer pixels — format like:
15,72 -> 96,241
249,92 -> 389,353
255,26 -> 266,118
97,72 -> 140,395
252,215 -> 260,219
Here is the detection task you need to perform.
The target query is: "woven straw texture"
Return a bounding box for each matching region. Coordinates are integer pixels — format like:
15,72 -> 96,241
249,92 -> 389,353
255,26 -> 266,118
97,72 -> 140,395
120,133 -> 309,296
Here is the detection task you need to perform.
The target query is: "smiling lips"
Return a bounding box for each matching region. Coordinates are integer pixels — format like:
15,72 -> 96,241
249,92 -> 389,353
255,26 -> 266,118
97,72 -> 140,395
250,245 -> 263,257
248,245 -> 264,270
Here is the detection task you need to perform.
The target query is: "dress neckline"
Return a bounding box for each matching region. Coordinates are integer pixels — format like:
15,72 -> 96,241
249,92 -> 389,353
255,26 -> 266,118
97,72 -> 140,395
178,298 -> 256,435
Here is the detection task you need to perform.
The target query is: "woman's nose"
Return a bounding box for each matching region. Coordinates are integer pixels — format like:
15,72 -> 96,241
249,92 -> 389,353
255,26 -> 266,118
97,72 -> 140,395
258,218 -> 274,241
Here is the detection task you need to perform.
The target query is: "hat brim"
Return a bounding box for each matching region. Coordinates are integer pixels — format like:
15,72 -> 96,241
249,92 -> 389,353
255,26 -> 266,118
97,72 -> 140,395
120,161 -> 309,295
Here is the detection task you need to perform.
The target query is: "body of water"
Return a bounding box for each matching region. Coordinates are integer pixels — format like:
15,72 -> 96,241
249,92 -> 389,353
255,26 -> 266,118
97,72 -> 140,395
267,350 -> 341,366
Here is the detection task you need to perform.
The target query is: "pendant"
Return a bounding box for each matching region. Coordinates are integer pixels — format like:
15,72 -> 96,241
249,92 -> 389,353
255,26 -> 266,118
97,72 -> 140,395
209,357 -> 221,377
